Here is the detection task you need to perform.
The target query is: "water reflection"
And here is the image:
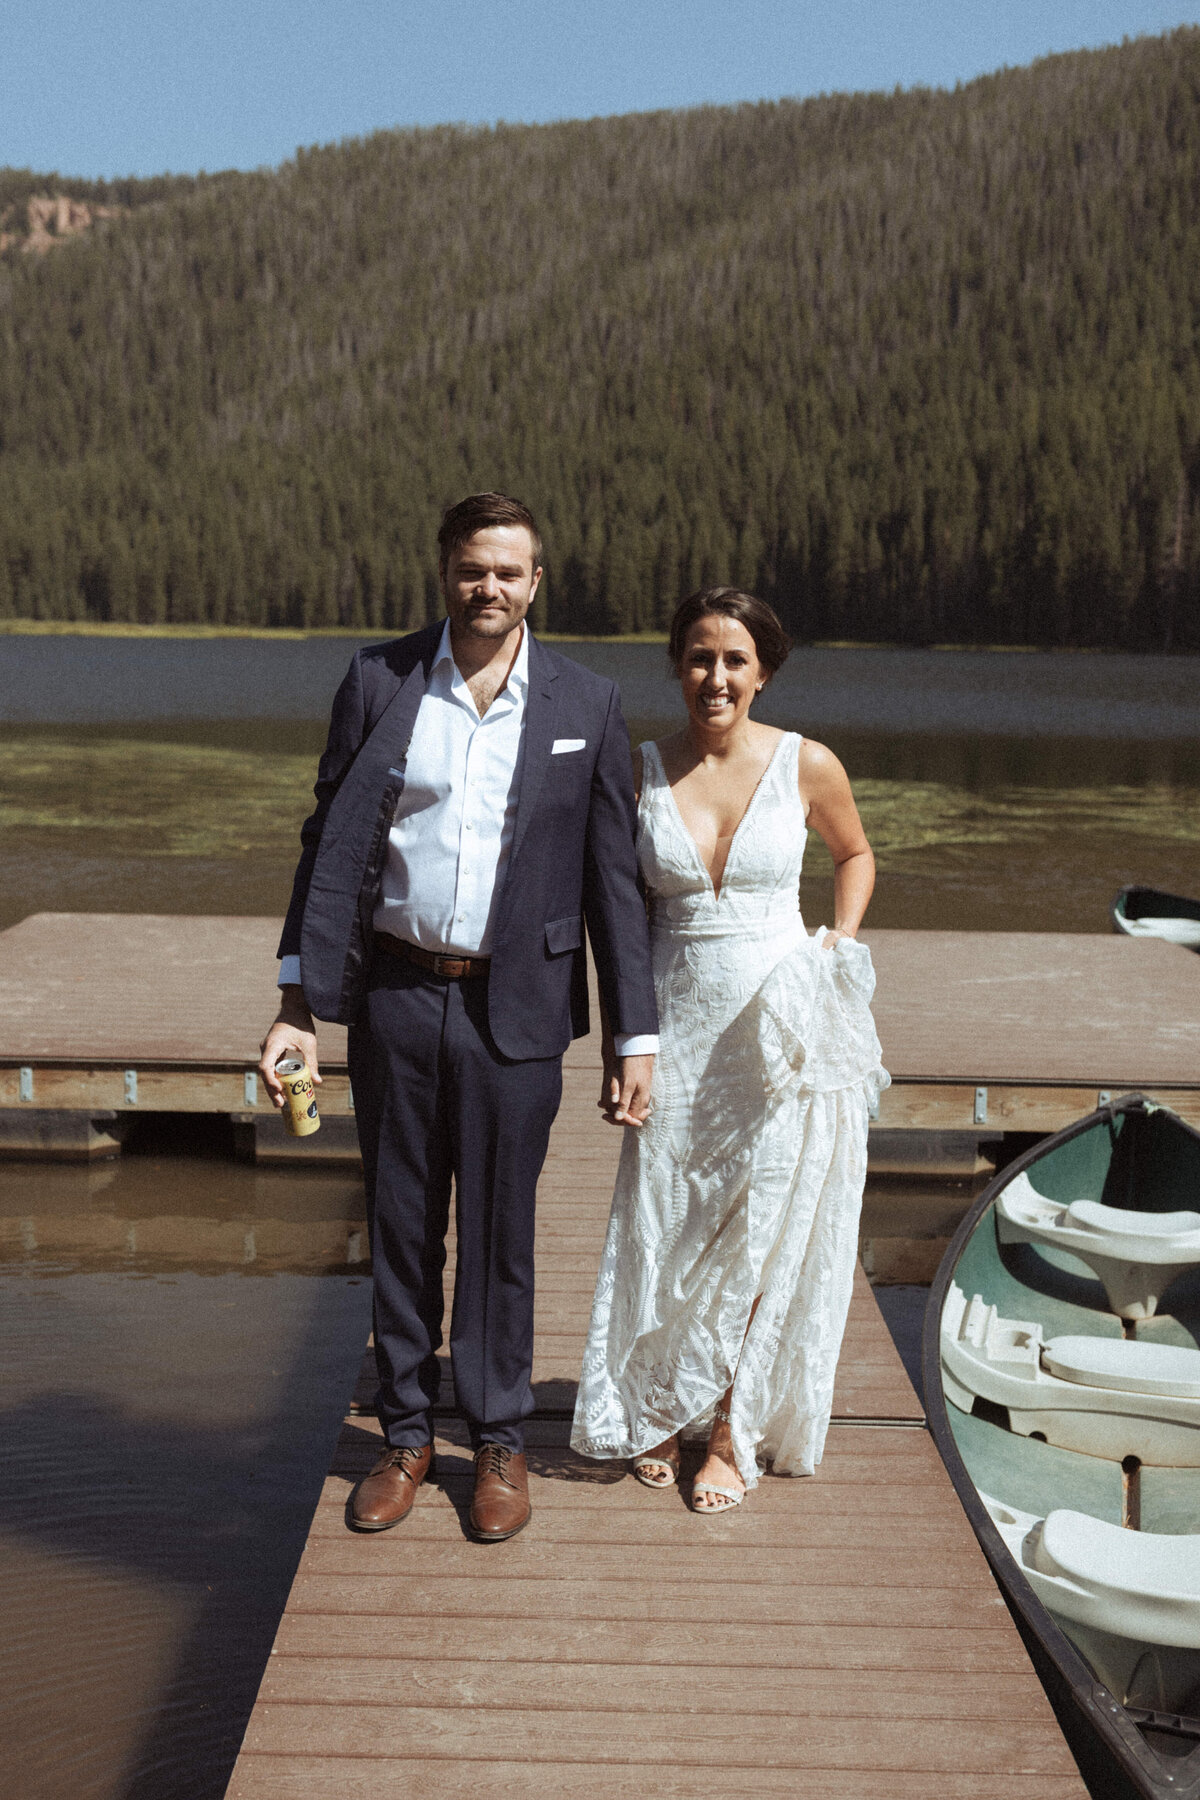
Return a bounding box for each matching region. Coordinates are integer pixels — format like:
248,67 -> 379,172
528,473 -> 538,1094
3,638 -> 1199,934
2,721 -> 1198,936
0,1155 -> 372,1800
4,636 -> 1199,739
0,1156 -> 367,1274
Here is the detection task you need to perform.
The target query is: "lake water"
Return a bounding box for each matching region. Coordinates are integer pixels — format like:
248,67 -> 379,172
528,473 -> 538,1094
2,635 -> 1198,934
2,632 -> 1198,1796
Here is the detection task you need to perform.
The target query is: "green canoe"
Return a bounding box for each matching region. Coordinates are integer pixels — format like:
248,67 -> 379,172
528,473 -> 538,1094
1112,886 -> 1200,951
924,1094 -> 1200,1799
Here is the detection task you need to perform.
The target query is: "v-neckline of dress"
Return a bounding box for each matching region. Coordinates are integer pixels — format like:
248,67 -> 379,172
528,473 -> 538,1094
653,734 -> 789,902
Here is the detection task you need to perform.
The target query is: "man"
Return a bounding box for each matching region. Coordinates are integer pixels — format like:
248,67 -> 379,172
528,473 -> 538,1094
259,492 -> 657,1542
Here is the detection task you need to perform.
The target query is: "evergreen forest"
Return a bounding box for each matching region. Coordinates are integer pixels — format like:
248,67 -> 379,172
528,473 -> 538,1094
1,28 -> 1199,646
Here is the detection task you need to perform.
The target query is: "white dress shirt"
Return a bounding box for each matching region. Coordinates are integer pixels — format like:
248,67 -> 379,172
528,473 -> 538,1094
374,617 -> 528,955
279,620 -> 656,1057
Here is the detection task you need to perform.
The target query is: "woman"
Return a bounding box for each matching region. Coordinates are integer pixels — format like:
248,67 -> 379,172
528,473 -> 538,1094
571,588 -> 888,1511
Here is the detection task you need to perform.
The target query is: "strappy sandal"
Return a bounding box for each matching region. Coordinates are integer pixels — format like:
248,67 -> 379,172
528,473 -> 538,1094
691,1407 -> 745,1512
691,1478 -> 744,1511
631,1436 -> 681,1489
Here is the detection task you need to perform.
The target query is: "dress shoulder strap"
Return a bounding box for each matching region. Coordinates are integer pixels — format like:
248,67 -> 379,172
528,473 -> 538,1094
773,730 -> 808,812
638,740 -> 667,787
776,729 -> 803,779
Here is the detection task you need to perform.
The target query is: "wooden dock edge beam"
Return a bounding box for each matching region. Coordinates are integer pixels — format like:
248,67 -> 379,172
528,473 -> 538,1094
2,1065 -> 1196,1125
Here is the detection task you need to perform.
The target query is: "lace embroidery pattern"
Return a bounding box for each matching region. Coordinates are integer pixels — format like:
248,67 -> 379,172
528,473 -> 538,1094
571,733 -> 890,1484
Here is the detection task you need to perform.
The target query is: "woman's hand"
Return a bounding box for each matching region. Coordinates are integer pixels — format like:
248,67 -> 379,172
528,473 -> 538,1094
821,926 -> 853,949
599,1054 -> 655,1128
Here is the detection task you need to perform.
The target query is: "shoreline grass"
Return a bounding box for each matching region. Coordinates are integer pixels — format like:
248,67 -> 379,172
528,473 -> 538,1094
0,619 -> 1187,655
0,619 -> 671,644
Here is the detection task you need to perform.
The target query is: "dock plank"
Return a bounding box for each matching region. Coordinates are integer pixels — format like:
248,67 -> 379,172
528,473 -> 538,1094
229,1762 -> 1088,1800
293,1534 -> 992,1587
224,1764 -> 1086,1792
270,1611 -> 1041,1673
255,1658 -> 1042,1718
239,1705 -> 1080,1772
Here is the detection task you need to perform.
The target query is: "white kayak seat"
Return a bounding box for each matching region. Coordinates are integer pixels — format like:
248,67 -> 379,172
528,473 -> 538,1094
1043,1335 -> 1200,1399
981,1490 -> 1200,1649
940,1284 -> 1200,1463
996,1173 -> 1200,1318
1031,1508 -> 1200,1649
1068,1199 -> 1200,1250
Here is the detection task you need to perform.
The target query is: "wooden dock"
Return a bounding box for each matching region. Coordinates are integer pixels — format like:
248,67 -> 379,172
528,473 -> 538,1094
0,910 -> 1116,1788
1,913 -> 1199,1157
225,1060 -> 1088,1798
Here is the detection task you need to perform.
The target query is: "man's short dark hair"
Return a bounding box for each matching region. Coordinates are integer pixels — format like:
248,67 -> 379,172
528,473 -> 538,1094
438,493 -> 543,573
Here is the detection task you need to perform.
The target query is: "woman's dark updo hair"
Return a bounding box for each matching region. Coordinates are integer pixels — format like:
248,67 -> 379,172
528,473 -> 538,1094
668,587 -> 791,683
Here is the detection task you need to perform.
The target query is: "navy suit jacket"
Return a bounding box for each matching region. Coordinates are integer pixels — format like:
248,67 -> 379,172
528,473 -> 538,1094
278,622 -> 658,1061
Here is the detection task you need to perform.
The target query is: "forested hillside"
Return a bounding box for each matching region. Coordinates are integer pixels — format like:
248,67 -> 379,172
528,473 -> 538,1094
1,29 -> 1198,645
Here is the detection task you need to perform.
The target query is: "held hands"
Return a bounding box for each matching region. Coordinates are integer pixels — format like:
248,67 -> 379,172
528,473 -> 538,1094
258,984 -> 323,1110
599,1053 -> 655,1128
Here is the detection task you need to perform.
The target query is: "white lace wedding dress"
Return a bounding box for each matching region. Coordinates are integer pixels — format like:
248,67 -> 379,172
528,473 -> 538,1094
571,733 -> 889,1486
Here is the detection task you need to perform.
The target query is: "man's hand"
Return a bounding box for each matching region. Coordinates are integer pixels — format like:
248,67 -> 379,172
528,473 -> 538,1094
599,1053 -> 654,1129
259,984 -> 322,1110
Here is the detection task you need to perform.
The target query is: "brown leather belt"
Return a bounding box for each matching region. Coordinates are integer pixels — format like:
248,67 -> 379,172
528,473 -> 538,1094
373,933 -> 491,980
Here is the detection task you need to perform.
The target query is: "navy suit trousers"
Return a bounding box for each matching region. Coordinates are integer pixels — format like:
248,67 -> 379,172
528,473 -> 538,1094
348,956 -> 563,1452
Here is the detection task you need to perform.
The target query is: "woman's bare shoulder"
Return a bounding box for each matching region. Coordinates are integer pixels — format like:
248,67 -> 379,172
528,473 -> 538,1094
796,736 -> 852,797
796,734 -> 837,771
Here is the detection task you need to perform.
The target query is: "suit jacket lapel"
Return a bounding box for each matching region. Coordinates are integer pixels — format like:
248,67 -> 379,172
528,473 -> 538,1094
368,622 -> 441,761
508,633 -> 558,870
363,619 -> 444,774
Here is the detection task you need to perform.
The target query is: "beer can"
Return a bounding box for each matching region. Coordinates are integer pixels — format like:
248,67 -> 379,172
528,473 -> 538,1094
275,1056 -> 320,1137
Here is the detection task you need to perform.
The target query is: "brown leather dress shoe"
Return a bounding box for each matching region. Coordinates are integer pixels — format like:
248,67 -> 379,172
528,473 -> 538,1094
469,1444 -> 531,1542
351,1443 -> 433,1531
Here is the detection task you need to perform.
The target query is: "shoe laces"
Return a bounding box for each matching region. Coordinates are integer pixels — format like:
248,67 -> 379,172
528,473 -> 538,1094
476,1443 -> 512,1479
382,1444 -> 425,1469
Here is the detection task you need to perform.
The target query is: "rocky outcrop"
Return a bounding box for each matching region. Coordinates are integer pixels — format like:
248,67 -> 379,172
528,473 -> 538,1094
0,194 -> 125,256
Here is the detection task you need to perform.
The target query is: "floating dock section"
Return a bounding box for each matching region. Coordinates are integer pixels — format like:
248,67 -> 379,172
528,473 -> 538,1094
1,913 -> 1197,1157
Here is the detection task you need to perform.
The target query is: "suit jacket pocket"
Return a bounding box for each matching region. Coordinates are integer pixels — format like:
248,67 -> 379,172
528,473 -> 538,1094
545,914 -> 583,956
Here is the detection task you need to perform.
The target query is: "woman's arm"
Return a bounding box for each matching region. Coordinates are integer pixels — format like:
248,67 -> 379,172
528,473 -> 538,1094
797,739 -> 875,943
585,714 -> 656,1126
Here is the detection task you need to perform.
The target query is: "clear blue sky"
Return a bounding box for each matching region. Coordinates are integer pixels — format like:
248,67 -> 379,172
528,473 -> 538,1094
2,0 -> 1198,179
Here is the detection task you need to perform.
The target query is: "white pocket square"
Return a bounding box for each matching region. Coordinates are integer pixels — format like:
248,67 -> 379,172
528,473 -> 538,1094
551,738 -> 586,754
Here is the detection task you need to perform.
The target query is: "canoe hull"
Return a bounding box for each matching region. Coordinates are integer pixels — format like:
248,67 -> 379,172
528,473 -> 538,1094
924,1093 -> 1200,1799
1112,885 -> 1200,950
